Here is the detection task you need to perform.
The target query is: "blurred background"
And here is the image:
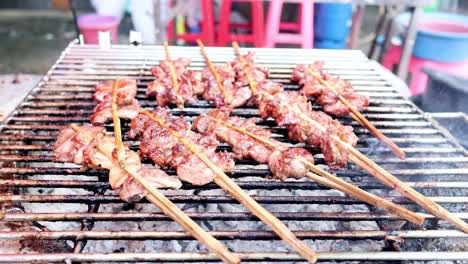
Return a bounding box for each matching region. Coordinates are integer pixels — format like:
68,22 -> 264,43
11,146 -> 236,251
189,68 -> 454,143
0,0 -> 467,126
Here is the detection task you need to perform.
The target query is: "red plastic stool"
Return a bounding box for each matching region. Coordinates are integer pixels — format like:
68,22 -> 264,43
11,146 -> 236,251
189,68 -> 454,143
166,0 -> 215,45
383,45 -> 468,95
217,0 -> 264,47
265,0 -> 314,48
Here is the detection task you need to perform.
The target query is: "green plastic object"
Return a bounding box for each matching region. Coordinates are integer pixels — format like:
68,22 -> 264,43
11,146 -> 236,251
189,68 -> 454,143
424,0 -> 439,12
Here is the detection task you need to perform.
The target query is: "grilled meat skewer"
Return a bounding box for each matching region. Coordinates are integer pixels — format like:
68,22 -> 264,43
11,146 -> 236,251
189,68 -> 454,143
228,45 -> 468,233
259,91 -> 358,169
53,124 -> 181,202
291,62 -> 405,159
147,42 -> 203,107
292,62 -> 369,116
130,107 -> 318,263
91,79 -> 140,125
130,108 -> 234,185
193,109 -> 424,225
108,80 -> 239,264
193,109 -> 314,180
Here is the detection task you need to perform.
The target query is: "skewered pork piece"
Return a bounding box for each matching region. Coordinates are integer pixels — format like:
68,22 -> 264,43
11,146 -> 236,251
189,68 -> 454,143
200,47 -> 282,108
291,62 -> 369,116
53,125 -> 181,202
130,107 -> 319,262
94,79 -> 137,104
201,63 -> 253,109
258,91 -> 358,169
91,79 -> 140,125
292,62 -> 405,159
129,107 -> 234,185
193,109 -> 314,180
91,98 -> 140,125
230,52 -> 269,84
147,58 -> 203,106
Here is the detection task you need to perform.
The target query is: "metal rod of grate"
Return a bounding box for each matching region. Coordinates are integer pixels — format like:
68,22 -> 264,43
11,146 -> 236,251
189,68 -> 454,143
0,41 -> 467,262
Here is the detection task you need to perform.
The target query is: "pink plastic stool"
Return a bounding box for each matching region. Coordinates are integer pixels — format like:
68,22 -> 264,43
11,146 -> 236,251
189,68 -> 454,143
77,14 -> 119,44
265,0 -> 314,48
217,0 -> 264,47
383,45 -> 468,95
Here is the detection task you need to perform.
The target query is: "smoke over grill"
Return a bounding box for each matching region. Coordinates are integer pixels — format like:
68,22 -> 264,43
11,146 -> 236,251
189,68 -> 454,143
0,41 -> 467,263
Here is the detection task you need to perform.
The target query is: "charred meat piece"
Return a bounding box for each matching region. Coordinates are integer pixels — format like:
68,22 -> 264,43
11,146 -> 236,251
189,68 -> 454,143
147,58 -> 203,106
53,125 -> 181,202
292,62 -> 369,116
268,148 -> 314,180
259,91 -> 358,169
53,126 -> 106,164
193,109 -> 315,180
129,108 -> 234,186
94,79 -> 137,104
202,63 -> 252,108
231,52 -> 269,85
193,109 -> 277,164
231,51 -> 282,106
91,79 -> 140,125
90,98 -> 140,125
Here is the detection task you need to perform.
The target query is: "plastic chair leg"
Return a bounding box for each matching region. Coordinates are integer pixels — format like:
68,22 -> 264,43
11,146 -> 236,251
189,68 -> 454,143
217,0 -> 233,46
300,0 -> 313,48
265,0 -> 283,48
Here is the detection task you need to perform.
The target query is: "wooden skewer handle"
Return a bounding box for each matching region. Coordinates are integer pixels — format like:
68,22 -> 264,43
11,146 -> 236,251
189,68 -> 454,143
213,174 -> 318,263
131,172 -> 240,264
163,42 -> 184,108
349,112 -> 405,159
197,39 -> 231,102
305,68 -> 405,159
296,111 -> 468,233
141,110 -> 316,261
303,168 -> 424,225
346,152 -> 468,233
232,42 -> 258,94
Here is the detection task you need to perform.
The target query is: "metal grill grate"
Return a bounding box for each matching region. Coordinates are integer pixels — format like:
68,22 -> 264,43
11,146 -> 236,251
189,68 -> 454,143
0,41 -> 467,263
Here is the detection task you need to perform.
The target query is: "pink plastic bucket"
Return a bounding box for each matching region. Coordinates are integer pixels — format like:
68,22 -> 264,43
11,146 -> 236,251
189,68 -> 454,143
77,14 -> 119,44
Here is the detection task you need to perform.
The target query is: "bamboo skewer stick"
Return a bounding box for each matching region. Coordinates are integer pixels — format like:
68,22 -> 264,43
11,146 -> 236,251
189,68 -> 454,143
163,42 -> 185,108
230,47 -> 467,232
294,107 -> 468,233
232,41 -> 258,94
71,132 -> 237,263
111,79 -> 126,162
109,85 -> 239,264
208,116 -> 424,225
141,109 -> 318,263
197,39 -> 232,103
304,68 -> 405,159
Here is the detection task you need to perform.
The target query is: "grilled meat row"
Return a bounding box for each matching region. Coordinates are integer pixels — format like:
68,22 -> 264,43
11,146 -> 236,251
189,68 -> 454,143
53,125 -> 181,202
129,108 -> 234,186
291,62 -> 369,116
193,109 -> 315,180
259,91 -> 358,168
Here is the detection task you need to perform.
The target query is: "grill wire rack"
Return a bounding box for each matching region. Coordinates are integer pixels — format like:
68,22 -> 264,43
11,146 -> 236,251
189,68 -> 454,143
0,41 -> 467,263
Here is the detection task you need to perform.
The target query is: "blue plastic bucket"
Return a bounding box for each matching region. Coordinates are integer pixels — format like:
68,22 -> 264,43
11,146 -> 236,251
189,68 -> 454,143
314,39 -> 347,49
314,3 -> 352,48
396,12 -> 468,62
